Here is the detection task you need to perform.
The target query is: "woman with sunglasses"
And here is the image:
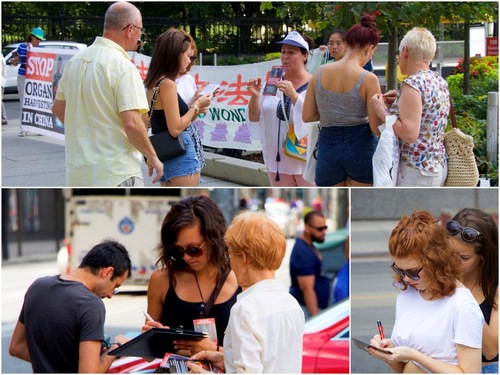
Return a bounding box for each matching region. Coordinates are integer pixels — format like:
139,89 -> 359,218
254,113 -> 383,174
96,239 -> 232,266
448,209 -> 498,374
189,211 -> 304,373
143,195 -> 239,355
369,210 -> 484,373
144,28 -> 213,187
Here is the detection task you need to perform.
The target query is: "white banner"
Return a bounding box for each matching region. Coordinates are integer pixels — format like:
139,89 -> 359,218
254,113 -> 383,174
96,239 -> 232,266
23,47 -> 326,151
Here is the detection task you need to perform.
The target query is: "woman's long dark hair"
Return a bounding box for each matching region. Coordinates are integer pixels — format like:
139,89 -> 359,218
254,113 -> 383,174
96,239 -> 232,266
452,208 -> 498,309
144,28 -> 192,89
157,195 -> 230,286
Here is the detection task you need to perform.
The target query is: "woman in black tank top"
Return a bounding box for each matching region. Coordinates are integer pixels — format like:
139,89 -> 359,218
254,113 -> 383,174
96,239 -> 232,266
142,195 -> 240,356
448,208 -> 498,373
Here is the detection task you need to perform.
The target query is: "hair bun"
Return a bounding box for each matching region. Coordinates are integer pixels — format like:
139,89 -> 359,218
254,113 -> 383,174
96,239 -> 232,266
360,13 -> 376,29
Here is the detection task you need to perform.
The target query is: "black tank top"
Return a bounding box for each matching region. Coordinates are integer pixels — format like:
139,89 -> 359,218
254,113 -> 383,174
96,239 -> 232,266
161,284 -> 240,345
151,94 -> 188,135
480,296 -> 499,362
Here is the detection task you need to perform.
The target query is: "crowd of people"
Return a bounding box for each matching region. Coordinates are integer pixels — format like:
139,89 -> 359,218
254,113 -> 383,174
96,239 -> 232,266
5,0 -> 457,187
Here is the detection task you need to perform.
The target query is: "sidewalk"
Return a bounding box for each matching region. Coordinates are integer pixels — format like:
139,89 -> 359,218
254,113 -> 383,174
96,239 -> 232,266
350,220 -> 398,259
1,115 -> 268,187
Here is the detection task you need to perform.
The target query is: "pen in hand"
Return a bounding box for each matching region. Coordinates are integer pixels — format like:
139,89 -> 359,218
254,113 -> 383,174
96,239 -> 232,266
143,310 -> 155,323
377,320 -> 385,341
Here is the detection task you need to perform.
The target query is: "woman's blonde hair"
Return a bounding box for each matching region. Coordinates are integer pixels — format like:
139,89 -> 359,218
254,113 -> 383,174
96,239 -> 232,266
399,27 -> 436,63
225,211 -> 286,271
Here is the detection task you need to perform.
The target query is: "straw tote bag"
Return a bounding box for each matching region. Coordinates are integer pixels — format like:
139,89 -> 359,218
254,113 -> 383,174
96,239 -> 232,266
444,97 -> 479,187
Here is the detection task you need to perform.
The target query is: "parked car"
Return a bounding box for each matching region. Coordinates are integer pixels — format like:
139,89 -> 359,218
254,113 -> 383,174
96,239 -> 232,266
302,298 -> 350,373
2,41 -> 87,94
315,227 -> 348,280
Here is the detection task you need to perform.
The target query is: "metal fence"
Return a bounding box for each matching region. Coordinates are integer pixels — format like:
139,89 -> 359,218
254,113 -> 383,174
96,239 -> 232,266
1,14 -> 317,56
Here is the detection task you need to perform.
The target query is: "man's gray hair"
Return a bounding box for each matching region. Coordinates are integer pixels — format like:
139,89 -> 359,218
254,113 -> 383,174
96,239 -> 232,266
104,2 -> 140,31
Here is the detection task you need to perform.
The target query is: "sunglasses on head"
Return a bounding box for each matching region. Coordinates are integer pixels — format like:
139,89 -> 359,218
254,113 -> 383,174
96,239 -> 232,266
171,241 -> 205,258
391,262 -> 423,281
446,220 -> 480,243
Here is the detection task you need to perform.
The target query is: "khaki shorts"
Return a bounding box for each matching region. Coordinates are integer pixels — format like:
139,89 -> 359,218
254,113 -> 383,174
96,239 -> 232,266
397,162 -> 447,187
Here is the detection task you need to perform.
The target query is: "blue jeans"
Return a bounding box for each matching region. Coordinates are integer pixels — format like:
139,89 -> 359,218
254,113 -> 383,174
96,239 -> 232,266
315,123 -> 377,186
160,131 -> 201,182
482,363 -> 498,373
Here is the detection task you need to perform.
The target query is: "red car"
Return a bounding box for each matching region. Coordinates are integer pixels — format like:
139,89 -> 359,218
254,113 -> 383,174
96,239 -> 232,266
301,299 -> 350,373
109,299 -> 350,374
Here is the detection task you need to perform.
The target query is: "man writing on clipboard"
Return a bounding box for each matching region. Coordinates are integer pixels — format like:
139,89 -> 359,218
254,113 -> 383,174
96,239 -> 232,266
9,241 -> 131,373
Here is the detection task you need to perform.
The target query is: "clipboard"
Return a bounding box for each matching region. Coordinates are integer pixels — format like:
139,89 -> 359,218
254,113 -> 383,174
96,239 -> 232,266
108,328 -> 208,358
351,337 -> 393,355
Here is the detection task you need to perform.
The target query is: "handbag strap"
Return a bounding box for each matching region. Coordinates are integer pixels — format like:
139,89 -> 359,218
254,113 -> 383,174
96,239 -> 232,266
201,267 -> 231,318
449,95 -> 457,129
147,78 -> 165,129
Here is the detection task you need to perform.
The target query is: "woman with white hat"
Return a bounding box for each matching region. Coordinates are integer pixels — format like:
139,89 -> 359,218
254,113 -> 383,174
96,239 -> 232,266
11,27 -> 45,137
246,31 -> 316,187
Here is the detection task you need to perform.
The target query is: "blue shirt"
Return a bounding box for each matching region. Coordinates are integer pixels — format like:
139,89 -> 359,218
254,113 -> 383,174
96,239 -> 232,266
15,43 -> 29,76
289,237 -> 331,309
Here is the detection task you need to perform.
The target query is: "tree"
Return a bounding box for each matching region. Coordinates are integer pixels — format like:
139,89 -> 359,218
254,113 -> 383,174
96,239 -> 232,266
272,2 -> 498,91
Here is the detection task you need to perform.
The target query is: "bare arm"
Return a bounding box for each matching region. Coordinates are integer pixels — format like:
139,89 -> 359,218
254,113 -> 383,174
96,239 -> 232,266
363,73 -> 383,136
368,343 -> 482,373
52,99 -> 66,123
392,83 -> 422,144
247,77 -> 262,122
302,74 -> 319,123
297,275 -> 319,316
120,110 -> 163,184
9,321 -> 31,363
159,79 -> 211,137
142,269 -> 169,332
79,339 -> 126,373
482,292 -> 499,360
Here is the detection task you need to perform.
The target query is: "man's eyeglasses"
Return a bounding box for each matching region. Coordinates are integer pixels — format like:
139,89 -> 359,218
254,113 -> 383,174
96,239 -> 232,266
309,225 -> 328,231
391,262 -> 423,281
171,241 -> 205,258
395,50 -> 400,58
447,220 -> 480,243
123,24 -> 145,35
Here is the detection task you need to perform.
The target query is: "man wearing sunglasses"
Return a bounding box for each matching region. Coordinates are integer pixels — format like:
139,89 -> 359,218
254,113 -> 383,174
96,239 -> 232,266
9,241 -> 132,373
52,2 -> 163,187
289,211 -> 331,317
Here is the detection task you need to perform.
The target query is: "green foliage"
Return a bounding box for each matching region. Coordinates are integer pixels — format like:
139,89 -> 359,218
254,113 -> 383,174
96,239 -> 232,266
447,56 -> 499,119
216,55 -> 260,66
449,113 -> 497,185
258,52 -> 281,62
446,55 -> 499,185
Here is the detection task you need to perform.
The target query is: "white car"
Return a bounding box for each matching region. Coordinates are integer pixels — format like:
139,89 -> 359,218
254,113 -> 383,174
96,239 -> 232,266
2,41 -> 87,95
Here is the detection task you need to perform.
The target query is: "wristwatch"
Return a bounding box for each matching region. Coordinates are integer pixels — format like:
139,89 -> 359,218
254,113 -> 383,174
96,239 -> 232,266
190,105 -> 200,116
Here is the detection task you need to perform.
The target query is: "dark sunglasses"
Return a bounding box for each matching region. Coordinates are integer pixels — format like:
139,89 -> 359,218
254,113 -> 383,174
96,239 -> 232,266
189,56 -> 197,62
309,225 -> 328,231
391,262 -> 423,281
446,220 -> 480,243
171,241 -> 205,258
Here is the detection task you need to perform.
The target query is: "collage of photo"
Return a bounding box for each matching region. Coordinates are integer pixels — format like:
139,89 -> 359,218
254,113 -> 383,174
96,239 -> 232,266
2,1 -> 498,374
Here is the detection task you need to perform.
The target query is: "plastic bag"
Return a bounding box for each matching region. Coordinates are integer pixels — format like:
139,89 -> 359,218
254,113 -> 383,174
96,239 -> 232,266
373,115 -> 399,186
